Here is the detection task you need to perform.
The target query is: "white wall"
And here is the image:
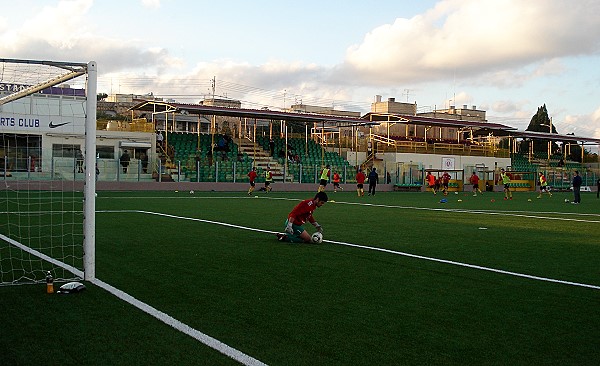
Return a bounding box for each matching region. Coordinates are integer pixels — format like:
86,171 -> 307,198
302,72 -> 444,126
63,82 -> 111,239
346,151 -> 510,183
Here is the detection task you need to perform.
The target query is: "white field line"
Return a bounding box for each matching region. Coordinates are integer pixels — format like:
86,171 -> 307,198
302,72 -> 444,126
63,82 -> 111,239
254,196 -> 600,222
88,277 -> 267,366
99,209 -> 600,291
332,201 -> 600,223
0,233 -> 83,278
100,194 -> 600,219
1,217 -> 267,366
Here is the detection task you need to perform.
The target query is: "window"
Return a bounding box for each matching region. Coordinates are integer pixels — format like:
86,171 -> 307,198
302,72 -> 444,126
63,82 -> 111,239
97,145 -> 114,159
52,144 -> 80,158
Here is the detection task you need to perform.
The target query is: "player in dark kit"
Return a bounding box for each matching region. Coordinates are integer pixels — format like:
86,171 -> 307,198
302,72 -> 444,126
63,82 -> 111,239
441,171 -> 451,196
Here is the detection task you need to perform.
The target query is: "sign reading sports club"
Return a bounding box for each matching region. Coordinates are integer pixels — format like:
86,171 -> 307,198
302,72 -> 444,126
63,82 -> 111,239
0,113 -> 83,134
0,82 -> 86,134
0,116 -> 40,128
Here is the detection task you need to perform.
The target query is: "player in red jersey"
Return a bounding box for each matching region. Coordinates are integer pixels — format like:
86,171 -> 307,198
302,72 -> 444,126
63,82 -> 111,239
276,192 -> 328,243
441,171 -> 451,195
333,171 -> 343,192
355,168 -> 366,197
247,167 -> 257,195
426,172 -> 437,195
469,172 -> 483,196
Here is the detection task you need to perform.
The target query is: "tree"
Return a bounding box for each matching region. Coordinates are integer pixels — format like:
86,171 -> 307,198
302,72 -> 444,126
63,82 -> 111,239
519,104 -> 559,155
567,143 -> 584,163
526,105 -> 555,133
97,93 -> 108,101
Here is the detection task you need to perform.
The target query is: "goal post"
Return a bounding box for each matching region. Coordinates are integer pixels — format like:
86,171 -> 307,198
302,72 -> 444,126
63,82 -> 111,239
0,59 -> 96,285
84,61 -> 97,280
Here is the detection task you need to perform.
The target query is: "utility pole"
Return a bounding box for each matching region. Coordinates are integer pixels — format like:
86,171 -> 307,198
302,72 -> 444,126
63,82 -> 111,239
211,76 -> 216,103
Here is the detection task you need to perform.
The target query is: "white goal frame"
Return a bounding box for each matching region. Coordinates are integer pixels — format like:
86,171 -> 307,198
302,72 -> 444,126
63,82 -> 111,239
0,58 -> 97,282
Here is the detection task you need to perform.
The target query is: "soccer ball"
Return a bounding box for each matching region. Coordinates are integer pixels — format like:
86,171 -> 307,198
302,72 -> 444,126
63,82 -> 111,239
311,232 -> 323,244
189,190 -> 194,195
564,198 -> 570,203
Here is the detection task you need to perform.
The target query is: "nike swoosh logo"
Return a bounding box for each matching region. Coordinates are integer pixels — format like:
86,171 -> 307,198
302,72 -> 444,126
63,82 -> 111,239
49,121 -> 70,128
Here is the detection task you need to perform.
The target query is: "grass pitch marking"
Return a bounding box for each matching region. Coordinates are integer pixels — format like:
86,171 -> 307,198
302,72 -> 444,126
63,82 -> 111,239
100,209 -> 600,291
90,277 -> 267,366
5,212 -> 269,366
254,196 -> 600,223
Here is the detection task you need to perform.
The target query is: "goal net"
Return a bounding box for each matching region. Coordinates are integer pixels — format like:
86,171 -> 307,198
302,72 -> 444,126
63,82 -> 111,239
0,59 -> 97,286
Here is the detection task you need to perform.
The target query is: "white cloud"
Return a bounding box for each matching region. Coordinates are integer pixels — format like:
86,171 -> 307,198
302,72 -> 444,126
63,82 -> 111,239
553,110 -> 600,140
490,100 -> 522,115
20,0 -> 94,47
141,0 -> 160,9
341,0 -> 600,86
0,0 -> 173,74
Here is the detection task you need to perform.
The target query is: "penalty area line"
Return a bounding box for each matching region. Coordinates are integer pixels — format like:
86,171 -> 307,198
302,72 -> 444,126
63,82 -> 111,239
105,209 -> 600,292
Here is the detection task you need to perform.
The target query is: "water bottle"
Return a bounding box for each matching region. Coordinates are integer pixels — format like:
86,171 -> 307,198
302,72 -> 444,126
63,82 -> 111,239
46,271 -> 54,294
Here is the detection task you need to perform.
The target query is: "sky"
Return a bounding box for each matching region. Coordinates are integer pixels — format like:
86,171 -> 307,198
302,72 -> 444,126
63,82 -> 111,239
2,0 -> 600,145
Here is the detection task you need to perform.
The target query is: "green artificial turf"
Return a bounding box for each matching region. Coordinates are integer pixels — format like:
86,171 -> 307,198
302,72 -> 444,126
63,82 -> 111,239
1,190 -> 599,365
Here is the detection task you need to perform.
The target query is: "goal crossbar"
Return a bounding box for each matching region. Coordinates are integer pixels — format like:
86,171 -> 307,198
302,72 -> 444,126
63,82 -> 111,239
0,59 -> 88,106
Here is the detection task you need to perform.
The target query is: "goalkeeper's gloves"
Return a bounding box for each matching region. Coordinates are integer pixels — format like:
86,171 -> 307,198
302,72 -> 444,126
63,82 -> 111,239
312,221 -> 323,233
286,221 -> 294,235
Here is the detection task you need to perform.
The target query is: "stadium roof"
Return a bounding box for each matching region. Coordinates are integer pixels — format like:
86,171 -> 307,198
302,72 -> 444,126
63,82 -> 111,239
362,112 -> 517,132
129,101 -> 372,126
130,101 -> 600,144
502,130 -> 600,145
363,112 -> 600,145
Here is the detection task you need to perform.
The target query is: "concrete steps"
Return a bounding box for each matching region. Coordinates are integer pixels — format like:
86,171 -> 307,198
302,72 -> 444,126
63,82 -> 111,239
235,138 -> 293,182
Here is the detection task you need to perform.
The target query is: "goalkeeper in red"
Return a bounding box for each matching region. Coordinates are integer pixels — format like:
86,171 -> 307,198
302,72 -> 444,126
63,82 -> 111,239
276,192 -> 328,243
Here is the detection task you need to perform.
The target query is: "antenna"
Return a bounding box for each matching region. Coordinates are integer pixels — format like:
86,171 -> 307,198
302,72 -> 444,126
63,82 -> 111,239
403,89 -> 411,102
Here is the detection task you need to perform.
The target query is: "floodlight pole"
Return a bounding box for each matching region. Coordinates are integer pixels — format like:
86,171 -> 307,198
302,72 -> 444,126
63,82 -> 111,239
548,117 -> 552,160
